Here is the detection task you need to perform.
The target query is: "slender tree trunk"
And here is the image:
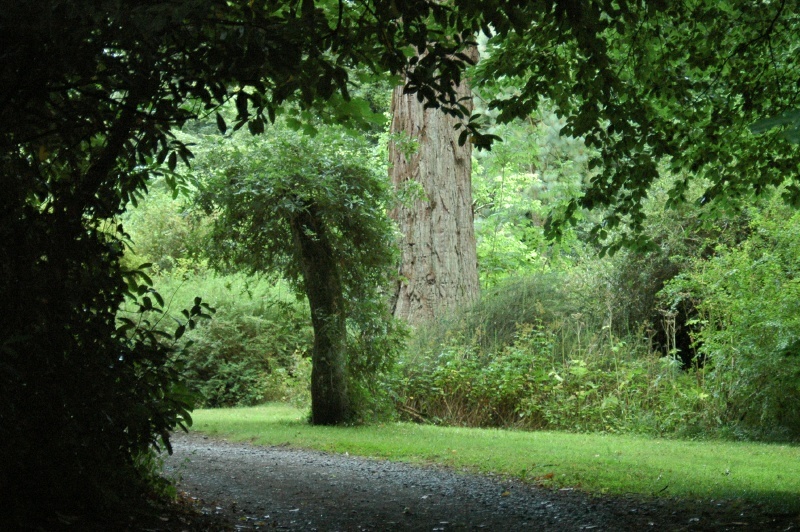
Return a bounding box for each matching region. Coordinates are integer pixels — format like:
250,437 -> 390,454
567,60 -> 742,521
388,48 -> 480,325
289,202 -> 350,425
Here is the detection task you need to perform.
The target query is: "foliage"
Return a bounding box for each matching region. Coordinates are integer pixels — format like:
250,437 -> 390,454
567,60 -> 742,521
399,163 -> 800,440
122,183 -> 210,273
409,273 -> 584,355
0,0 -> 495,516
194,123 -> 404,422
154,269 -> 314,408
7,0 -> 800,515
598,173 -> 753,365
196,125 -> 393,301
664,194 -> 800,439
471,108 -> 591,287
121,172 -> 315,409
396,314 -> 708,437
0,205 -> 208,512
475,1 -> 800,249
183,299 -> 312,409
392,261 -> 799,439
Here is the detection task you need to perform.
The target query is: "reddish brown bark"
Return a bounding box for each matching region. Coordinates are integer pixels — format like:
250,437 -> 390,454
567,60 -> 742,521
388,48 -> 480,325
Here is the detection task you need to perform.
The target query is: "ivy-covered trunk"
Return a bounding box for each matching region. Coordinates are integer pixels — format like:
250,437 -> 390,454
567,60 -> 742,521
388,46 -> 480,325
289,201 -> 350,425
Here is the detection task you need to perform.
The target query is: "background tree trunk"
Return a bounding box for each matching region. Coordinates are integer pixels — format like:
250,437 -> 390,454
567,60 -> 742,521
388,50 -> 480,325
290,202 -> 350,425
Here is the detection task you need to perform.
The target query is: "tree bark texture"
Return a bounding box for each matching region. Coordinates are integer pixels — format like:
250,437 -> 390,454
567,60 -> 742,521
289,201 -> 350,425
388,52 -> 480,325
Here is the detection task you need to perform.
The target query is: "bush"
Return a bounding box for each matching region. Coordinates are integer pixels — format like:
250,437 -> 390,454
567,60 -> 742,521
122,183 -> 209,273
153,269 -> 315,408
664,196 -> 800,440
0,214 -> 200,516
394,271 -> 717,437
397,319 -> 709,435
409,272 -> 590,355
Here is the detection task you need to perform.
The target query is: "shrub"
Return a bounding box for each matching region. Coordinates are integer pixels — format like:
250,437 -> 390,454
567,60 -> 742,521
153,269 -> 314,408
397,319 -> 708,435
0,217 -> 201,516
394,271 -> 717,437
664,197 -> 800,440
409,272 -> 590,356
122,184 -> 210,273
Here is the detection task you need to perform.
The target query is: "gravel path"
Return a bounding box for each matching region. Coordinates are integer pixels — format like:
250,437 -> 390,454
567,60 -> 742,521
163,432 -> 798,531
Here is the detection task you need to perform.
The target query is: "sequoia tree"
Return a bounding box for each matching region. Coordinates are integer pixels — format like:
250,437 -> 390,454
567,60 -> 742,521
389,46 -> 481,324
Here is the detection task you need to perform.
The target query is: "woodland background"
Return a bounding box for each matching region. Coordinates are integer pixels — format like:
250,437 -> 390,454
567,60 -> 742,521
3,0 -> 800,523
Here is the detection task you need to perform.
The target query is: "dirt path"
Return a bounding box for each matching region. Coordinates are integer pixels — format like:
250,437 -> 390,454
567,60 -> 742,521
163,432 -> 798,531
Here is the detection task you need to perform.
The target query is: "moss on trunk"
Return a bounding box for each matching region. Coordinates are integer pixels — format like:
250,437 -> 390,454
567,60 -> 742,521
290,201 -> 350,425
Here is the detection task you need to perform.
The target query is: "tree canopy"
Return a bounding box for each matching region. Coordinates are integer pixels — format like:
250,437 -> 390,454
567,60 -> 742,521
473,0 -> 800,251
0,0 -> 482,518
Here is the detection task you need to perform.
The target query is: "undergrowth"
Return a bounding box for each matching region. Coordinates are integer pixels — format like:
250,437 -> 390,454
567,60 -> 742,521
153,267 -> 313,408
391,273 -> 732,439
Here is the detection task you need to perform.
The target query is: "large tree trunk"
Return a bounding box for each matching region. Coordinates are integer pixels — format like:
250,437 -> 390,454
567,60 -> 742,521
388,50 -> 480,325
289,202 -> 350,425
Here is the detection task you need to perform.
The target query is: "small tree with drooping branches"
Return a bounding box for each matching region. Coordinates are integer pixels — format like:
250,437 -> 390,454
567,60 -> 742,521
196,125 -> 402,424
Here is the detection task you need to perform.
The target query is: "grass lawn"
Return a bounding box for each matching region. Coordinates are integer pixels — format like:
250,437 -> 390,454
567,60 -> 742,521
189,403 -> 800,509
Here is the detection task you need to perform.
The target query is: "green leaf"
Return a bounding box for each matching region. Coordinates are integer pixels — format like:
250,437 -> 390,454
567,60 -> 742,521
216,112 -> 227,134
138,271 -> 153,286
783,127 -> 800,144
152,290 -> 164,307
301,0 -> 315,18
235,91 -> 249,118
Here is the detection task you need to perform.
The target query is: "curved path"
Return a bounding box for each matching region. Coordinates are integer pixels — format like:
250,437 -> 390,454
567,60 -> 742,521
163,432 -> 794,531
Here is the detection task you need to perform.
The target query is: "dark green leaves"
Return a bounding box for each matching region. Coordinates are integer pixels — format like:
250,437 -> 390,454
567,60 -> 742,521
475,0 -> 800,246
195,122 -> 396,309
0,0 -> 496,514
216,112 -> 227,134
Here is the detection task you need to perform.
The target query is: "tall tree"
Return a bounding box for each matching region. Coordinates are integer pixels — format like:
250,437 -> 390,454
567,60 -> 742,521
388,46 -> 480,324
473,1 -> 800,250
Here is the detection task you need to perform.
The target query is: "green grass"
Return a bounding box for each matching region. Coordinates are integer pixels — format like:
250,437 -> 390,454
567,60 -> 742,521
189,403 -> 800,509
